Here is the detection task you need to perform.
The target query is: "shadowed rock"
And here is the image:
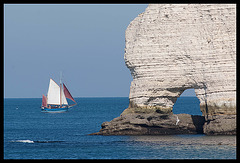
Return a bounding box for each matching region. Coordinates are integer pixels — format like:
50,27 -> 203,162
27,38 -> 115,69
91,4 -> 236,135
90,111 -> 205,135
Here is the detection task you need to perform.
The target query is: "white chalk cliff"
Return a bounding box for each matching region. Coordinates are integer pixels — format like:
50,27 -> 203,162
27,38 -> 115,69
124,4 -> 236,116
91,4 -> 236,135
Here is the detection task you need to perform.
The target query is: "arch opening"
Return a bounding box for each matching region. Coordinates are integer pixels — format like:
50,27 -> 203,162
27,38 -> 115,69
172,88 -> 202,115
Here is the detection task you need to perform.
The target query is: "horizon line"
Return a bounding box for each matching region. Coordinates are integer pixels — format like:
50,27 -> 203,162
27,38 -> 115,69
4,95 -> 197,99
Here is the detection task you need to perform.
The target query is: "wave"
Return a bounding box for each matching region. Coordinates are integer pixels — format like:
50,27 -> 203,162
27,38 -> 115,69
13,140 -> 34,143
34,140 -> 64,143
11,140 -> 64,144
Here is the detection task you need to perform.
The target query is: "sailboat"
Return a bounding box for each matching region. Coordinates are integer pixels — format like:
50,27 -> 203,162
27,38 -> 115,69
41,77 -> 77,113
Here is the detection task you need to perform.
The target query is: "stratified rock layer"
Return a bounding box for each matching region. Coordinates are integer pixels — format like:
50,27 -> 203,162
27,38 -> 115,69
124,4 -> 236,117
92,4 -> 236,135
91,112 -> 205,135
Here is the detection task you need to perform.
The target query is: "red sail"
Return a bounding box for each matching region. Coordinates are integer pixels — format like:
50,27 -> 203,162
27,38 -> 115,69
63,83 -> 76,103
42,94 -> 47,107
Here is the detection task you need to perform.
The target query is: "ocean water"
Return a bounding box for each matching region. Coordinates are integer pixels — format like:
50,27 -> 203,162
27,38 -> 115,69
4,97 -> 236,159
173,96 -> 202,115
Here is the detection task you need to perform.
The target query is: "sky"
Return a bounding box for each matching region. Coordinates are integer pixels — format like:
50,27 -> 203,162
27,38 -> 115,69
4,4 -> 196,98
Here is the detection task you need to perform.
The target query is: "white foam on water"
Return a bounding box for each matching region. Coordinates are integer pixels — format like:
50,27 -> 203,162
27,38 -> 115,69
14,140 -> 34,143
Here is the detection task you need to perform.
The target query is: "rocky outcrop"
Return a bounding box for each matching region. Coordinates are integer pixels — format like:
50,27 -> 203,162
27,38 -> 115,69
203,115 -> 236,135
91,111 -> 205,135
124,4 -> 236,116
92,4 -> 236,135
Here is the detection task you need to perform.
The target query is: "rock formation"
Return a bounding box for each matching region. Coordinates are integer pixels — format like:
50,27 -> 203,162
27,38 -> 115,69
92,113 -> 205,135
91,4 -> 236,135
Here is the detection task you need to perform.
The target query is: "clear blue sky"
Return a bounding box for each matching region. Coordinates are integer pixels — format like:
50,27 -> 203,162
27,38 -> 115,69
4,4 -> 196,98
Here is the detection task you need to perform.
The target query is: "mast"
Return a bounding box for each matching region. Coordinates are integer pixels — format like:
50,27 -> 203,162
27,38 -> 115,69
60,71 -> 62,107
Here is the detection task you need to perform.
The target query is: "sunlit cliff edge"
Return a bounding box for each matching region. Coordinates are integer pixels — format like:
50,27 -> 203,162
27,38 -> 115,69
91,4 -> 236,135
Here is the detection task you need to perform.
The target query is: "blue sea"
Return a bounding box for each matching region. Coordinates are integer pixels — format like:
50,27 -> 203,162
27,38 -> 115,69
4,97 -> 236,159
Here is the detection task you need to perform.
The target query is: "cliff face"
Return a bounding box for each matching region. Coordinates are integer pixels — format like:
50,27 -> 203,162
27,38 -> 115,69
91,4 -> 236,135
124,4 -> 236,117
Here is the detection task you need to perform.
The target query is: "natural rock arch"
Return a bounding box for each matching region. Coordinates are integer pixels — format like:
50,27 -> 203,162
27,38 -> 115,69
91,4 -> 236,135
124,4 -> 236,117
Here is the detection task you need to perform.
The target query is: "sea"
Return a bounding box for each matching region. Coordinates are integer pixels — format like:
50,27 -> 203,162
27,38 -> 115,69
4,97 -> 236,159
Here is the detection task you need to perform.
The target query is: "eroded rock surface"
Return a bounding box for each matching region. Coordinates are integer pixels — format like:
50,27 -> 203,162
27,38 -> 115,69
92,4 -> 236,135
91,112 -> 205,135
124,4 -> 236,116
203,115 -> 236,135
